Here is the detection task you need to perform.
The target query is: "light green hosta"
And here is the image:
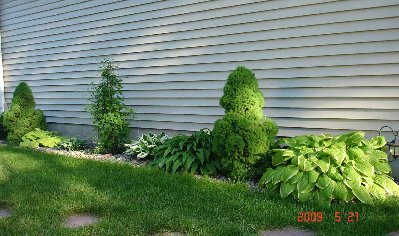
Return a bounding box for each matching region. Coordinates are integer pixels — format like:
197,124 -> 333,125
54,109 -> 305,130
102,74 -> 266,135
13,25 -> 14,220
19,128 -> 62,148
125,132 -> 168,159
260,131 -> 399,207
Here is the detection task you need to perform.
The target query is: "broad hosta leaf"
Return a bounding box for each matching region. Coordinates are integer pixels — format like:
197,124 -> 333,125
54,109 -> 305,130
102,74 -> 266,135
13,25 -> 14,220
374,162 -> 391,174
346,131 -> 366,147
315,155 -> 330,173
280,182 -> 295,198
315,190 -> 331,208
334,182 -> 349,201
344,176 -> 361,190
385,176 -> 399,196
308,169 -> 320,183
324,148 -> 346,166
316,174 -> 332,189
272,151 -> 285,166
272,166 -> 285,185
327,166 -> 344,182
369,136 -> 386,149
297,172 -> 311,193
298,158 -> 315,171
374,174 -> 387,190
362,176 -> 374,187
353,158 -> 374,177
288,171 -> 304,184
352,185 -> 373,204
319,180 -> 337,200
290,155 -> 299,166
348,148 -> 365,160
369,150 -> 388,164
369,183 -> 386,200
281,165 -> 299,182
298,191 -> 313,203
273,149 -> 295,166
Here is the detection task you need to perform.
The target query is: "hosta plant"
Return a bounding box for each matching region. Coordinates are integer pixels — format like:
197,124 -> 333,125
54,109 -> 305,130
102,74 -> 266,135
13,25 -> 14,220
58,137 -> 87,151
125,132 -> 168,159
260,131 -> 399,207
19,128 -> 62,148
151,129 -> 220,175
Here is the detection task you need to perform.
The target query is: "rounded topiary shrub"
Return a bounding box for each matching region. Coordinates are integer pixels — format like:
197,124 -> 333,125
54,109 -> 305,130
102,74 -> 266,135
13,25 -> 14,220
212,66 -> 278,181
3,82 -> 47,145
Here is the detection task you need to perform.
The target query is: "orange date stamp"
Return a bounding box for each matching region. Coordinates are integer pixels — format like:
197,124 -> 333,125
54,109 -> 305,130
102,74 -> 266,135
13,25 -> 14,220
297,212 -> 359,223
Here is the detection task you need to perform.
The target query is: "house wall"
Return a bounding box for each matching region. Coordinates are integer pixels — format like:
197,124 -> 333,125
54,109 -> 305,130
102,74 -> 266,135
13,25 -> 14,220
1,0 -> 399,139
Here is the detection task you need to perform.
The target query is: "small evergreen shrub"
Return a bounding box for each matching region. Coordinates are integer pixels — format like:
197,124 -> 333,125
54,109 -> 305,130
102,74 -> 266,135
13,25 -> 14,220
260,132 -> 399,207
87,60 -> 134,154
151,129 -> 220,175
3,82 -> 47,145
125,132 -> 169,159
19,128 -> 61,148
212,66 -> 278,181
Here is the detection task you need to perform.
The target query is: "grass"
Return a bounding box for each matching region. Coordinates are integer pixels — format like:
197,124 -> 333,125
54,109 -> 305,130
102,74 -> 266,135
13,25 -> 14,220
0,146 -> 398,236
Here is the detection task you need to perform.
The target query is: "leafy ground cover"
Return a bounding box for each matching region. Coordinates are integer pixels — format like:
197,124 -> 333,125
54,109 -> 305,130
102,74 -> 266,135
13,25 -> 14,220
0,146 -> 398,235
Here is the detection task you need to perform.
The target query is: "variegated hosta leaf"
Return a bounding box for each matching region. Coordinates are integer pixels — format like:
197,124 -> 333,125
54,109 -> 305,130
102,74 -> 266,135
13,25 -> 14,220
369,183 -> 386,200
352,185 -> 373,204
308,169 -> 320,183
353,158 -> 374,177
368,136 -> 386,149
288,171 -> 303,184
281,165 -> 299,182
280,182 -> 295,198
315,155 -> 330,173
327,166 -> 344,182
316,174 -> 332,189
334,182 -> 350,201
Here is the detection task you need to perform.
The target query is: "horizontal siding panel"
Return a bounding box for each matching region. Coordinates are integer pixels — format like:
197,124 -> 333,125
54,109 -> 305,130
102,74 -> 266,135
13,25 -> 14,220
2,0 -> 322,35
5,87 -> 399,99
4,63 -> 399,82
44,115 -> 399,132
1,0 -> 94,19
4,52 -> 399,76
41,106 -> 399,121
4,12 -> 399,56
4,42 -> 399,75
30,97 -> 399,110
4,28 -> 399,66
5,75 -> 399,92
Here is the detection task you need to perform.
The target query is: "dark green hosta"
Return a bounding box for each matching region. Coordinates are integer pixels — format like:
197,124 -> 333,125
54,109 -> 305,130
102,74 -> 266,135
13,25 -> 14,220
151,129 -> 220,175
260,131 -> 399,207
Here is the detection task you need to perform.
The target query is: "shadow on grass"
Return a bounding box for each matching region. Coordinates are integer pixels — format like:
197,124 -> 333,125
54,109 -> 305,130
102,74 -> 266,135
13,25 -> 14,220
0,146 -> 398,235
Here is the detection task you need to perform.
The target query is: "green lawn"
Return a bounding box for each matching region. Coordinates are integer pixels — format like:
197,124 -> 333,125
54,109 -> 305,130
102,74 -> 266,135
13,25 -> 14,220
0,146 -> 398,236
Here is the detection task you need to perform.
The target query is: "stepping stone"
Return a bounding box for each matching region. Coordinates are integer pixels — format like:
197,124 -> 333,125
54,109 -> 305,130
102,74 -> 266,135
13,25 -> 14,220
0,209 -> 11,218
64,214 -> 98,228
261,228 -> 314,236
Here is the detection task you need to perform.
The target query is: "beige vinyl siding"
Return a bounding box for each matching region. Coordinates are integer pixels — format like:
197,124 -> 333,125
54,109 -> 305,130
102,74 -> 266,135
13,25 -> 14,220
1,0 -> 399,137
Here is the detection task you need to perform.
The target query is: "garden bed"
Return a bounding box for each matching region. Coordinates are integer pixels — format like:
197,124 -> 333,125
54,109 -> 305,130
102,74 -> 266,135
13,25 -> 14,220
0,145 -> 398,235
